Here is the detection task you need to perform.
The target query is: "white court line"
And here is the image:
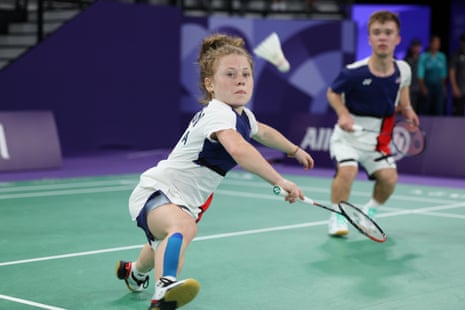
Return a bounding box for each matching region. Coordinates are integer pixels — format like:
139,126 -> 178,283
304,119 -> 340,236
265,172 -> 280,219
1,174 -> 464,309
1,202 -> 465,310
0,185 -> 132,199
0,245 -> 143,267
2,200 -> 465,268
1,173 -> 464,201
0,294 -> 66,310
0,221 -> 326,267
0,180 -> 463,206
0,179 -> 136,193
376,201 -> 465,219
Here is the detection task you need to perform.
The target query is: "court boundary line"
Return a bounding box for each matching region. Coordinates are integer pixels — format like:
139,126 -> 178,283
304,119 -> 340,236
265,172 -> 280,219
2,174 -> 464,309
1,184 -> 464,206
0,221 -> 325,267
2,201 -> 465,268
0,294 -> 66,310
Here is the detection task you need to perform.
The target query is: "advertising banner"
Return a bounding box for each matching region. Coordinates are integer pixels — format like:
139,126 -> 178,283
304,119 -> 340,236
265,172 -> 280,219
0,111 -> 62,171
286,114 -> 465,178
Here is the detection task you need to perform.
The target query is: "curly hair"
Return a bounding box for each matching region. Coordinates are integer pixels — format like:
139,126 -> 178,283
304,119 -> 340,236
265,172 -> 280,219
197,33 -> 253,105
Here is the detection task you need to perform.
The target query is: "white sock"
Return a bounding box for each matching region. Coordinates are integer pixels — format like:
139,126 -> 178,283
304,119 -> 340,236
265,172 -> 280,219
132,262 -> 149,279
331,203 -> 346,220
364,198 -> 381,209
331,203 -> 339,214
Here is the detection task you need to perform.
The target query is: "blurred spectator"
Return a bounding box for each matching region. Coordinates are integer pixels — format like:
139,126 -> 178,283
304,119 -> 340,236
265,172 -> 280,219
418,35 -> 448,115
404,38 -> 423,113
449,33 -> 465,116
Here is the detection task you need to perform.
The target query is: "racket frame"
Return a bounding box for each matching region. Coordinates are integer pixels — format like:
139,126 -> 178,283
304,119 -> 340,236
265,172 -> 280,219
352,120 -> 426,157
391,120 -> 426,157
273,186 -> 387,243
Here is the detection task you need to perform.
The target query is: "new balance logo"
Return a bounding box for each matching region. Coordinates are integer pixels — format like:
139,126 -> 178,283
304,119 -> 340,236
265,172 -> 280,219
362,79 -> 372,86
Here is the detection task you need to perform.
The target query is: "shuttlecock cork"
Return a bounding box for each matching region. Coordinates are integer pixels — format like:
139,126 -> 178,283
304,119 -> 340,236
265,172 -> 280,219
253,32 -> 290,73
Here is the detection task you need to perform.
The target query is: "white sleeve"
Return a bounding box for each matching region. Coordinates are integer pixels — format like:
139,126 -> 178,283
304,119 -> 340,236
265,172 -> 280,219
243,107 -> 259,136
202,101 -> 236,142
397,59 -> 412,88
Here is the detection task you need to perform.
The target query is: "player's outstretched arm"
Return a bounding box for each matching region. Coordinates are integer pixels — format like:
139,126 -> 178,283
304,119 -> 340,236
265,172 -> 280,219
216,128 -> 304,202
252,122 -> 314,170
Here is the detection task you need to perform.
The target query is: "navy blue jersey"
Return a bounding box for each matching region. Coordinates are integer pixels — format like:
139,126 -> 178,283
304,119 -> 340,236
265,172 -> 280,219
330,57 -> 411,118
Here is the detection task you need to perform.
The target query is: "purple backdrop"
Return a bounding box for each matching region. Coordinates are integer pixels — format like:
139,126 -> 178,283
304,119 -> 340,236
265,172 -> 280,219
180,16 -> 356,135
0,1 -> 463,178
0,0 -> 182,155
352,4 -> 431,60
449,0 -> 465,52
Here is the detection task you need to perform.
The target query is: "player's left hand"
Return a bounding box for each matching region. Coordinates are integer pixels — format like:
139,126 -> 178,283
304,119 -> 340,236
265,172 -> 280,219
292,148 -> 314,170
402,108 -> 420,127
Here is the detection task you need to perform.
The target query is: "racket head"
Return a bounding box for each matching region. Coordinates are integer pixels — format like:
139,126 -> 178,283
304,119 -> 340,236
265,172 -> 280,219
392,120 -> 426,157
338,201 -> 387,243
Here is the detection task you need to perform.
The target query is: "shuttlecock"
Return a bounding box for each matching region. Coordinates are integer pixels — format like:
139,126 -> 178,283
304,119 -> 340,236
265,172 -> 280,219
253,32 -> 290,73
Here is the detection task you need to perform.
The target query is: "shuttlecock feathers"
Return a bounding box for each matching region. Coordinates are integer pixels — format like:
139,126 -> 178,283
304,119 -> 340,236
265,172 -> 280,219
253,32 -> 290,72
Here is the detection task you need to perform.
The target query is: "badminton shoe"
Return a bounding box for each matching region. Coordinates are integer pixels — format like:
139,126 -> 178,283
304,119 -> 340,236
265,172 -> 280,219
328,213 -> 349,236
115,260 -> 149,292
149,277 -> 200,310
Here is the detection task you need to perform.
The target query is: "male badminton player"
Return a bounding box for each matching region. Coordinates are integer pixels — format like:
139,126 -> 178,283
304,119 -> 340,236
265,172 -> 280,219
325,10 -> 419,236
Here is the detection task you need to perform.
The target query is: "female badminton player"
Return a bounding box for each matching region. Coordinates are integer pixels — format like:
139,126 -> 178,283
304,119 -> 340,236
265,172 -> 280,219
115,33 -> 314,310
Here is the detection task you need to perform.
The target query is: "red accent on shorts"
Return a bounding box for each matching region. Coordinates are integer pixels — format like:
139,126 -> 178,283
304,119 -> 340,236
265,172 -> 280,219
196,193 -> 214,223
376,115 -> 395,154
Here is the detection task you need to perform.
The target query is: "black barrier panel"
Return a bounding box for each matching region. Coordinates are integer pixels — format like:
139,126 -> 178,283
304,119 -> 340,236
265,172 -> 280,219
0,111 -> 62,171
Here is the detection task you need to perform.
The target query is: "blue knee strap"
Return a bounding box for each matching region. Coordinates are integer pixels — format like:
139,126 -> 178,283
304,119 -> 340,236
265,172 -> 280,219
164,232 -> 183,278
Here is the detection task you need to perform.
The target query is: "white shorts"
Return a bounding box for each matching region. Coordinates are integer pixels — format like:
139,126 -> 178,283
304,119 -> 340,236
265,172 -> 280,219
330,126 -> 396,176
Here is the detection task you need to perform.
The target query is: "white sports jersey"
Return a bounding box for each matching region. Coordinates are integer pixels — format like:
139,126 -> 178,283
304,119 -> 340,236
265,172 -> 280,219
129,99 -> 259,220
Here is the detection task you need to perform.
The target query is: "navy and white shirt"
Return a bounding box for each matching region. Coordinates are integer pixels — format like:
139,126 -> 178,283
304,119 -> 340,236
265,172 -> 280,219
330,57 -> 411,153
331,57 -> 410,117
129,99 -> 258,220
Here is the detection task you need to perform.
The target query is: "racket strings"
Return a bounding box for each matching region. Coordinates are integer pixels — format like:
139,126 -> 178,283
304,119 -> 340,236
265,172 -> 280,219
392,121 -> 425,156
338,202 -> 386,242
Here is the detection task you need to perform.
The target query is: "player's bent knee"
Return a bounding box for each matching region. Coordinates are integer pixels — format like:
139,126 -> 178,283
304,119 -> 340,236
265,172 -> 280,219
337,168 -> 358,182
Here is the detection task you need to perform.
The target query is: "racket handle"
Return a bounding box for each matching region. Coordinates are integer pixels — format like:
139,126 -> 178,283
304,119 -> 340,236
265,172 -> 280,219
272,185 -> 286,196
272,185 -> 315,205
352,124 -> 363,132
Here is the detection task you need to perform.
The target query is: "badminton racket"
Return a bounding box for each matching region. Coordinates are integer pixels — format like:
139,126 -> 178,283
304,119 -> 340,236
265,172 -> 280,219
352,119 -> 426,157
273,186 -> 387,243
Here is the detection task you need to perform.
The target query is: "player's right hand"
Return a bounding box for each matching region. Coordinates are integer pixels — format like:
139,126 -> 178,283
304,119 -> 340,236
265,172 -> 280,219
275,179 -> 304,203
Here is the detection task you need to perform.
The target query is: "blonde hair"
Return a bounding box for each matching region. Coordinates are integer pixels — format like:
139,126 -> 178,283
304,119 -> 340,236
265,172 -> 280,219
197,33 -> 253,105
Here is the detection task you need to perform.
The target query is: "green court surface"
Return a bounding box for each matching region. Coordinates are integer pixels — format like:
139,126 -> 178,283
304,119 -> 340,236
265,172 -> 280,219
1,171 -> 465,309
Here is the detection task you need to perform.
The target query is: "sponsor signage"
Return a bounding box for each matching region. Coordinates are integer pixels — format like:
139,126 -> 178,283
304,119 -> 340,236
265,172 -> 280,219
0,111 -> 62,172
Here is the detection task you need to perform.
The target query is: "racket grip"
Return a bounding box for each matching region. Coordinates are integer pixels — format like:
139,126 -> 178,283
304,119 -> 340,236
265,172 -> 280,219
272,185 -> 287,197
272,185 -> 315,205
352,124 -> 363,132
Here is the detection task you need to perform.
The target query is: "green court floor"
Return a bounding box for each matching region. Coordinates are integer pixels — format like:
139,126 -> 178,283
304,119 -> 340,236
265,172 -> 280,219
1,171 -> 465,309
